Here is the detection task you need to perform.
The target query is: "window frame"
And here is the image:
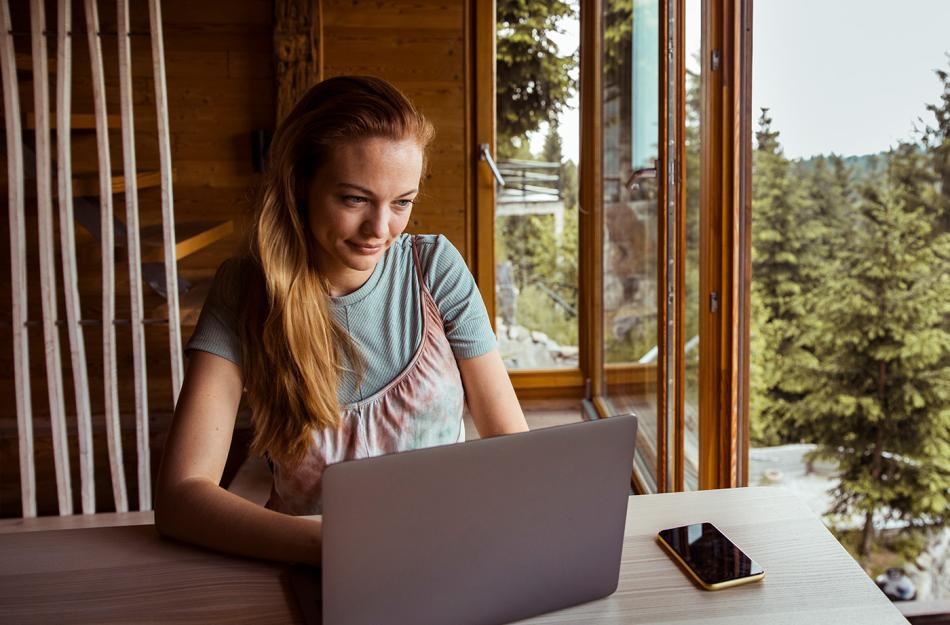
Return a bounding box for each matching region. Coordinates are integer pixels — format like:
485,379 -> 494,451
470,0 -> 752,492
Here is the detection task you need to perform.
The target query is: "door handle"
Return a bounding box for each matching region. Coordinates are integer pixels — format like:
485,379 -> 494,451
479,143 -> 506,187
625,159 -> 659,191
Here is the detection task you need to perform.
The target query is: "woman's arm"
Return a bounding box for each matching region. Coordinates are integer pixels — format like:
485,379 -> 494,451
154,350 -> 322,565
457,348 -> 529,437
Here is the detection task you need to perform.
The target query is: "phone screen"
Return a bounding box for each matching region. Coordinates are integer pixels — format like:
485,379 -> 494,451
657,522 -> 764,589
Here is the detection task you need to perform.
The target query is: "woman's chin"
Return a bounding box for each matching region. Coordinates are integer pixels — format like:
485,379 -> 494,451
340,247 -> 384,271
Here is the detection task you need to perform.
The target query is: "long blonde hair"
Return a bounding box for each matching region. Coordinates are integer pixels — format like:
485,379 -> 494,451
239,76 -> 435,465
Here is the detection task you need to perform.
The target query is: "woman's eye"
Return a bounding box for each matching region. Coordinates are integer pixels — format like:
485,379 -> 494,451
394,199 -> 415,209
343,195 -> 367,205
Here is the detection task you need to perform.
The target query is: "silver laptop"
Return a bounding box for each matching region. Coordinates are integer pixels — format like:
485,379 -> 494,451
291,414 -> 638,625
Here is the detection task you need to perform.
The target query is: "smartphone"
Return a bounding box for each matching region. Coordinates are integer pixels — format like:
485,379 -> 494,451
657,522 -> 765,590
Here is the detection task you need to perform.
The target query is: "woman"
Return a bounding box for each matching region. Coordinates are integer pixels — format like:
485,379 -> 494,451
154,76 -> 528,565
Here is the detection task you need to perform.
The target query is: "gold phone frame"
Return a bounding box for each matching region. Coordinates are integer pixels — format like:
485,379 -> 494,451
656,533 -> 766,591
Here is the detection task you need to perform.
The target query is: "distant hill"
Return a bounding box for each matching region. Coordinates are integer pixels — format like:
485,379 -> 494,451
794,144 -> 931,183
794,151 -> 888,182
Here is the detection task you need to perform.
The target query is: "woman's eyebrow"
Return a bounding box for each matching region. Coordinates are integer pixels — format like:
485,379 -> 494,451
336,182 -> 374,195
336,182 -> 418,197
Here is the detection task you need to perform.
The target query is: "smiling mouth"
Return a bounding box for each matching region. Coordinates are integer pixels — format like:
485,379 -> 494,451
346,240 -> 384,255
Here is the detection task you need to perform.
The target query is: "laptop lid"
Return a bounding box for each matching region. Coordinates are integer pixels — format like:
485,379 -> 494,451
320,414 -> 638,625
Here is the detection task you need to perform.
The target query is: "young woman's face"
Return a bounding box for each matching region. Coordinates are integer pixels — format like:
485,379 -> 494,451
307,136 -> 424,296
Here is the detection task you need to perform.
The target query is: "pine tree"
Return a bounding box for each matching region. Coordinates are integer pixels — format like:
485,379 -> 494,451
802,143 -> 950,560
542,122 -> 564,165
921,57 -> 950,234
749,109 -> 820,445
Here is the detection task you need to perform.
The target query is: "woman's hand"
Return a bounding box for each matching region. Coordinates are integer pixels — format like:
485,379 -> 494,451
457,348 -> 529,437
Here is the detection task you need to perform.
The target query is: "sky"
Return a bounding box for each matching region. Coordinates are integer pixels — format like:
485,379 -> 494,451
752,0 -> 950,159
529,0 -> 950,162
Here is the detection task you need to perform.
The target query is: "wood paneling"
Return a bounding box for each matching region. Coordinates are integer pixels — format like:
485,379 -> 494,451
0,0 -> 273,516
322,0 -> 470,258
1,0 -> 477,517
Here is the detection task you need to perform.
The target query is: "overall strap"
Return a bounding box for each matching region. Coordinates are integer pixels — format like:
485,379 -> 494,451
409,235 -> 426,287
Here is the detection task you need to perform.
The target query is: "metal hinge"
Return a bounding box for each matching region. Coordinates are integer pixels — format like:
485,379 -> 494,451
711,49 -> 721,71
710,292 -> 719,313
584,378 -> 592,401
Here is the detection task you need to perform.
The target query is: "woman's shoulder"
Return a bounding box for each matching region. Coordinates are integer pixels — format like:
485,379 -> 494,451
402,233 -> 464,269
206,256 -> 258,310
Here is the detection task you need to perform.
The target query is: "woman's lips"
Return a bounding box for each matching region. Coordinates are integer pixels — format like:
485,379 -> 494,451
346,240 -> 384,255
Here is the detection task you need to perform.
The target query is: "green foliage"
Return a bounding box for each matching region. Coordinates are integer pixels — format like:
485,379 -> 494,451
496,0 -> 578,154
801,148 -> 950,555
751,59 -> 950,563
604,0 -> 633,76
495,124 -> 579,346
921,57 -> 950,234
749,109 -> 826,445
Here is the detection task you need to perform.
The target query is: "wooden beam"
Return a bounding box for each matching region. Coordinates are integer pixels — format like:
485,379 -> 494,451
735,0 -> 753,488
0,0 -> 37,518
84,0 -> 129,513
140,219 -> 234,264
274,0 -> 322,124
71,170 -> 162,197
57,0 -> 96,515
148,0 -> 185,405
579,0 -> 604,401
472,0 -> 496,323
31,0 -> 73,516
118,0 -> 151,512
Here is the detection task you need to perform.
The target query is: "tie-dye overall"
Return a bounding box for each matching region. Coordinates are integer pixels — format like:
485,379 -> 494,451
266,237 -> 466,515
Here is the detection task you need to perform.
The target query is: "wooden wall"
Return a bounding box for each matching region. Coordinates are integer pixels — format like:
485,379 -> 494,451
1,0 -> 472,516
0,0 -> 274,514
322,0 -> 471,251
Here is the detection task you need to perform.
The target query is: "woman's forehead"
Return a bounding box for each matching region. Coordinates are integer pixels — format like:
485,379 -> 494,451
316,137 -> 424,190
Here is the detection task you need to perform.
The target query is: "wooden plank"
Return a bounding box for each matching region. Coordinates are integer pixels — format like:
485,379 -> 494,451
579,0 -> 604,399
56,0 -> 96,515
71,169 -> 162,197
0,511 -> 154,534
0,525 -> 295,624
84,0 -> 129,514
736,0 -> 753,487
31,0 -> 73,516
26,112 -> 120,129
140,219 -> 234,263
15,49 -> 55,73
274,0 -> 322,124
323,0 -> 462,30
674,0 -> 687,493
150,0 -> 185,404
0,0 -> 37,519
118,0 -> 151,513
473,0 -> 495,315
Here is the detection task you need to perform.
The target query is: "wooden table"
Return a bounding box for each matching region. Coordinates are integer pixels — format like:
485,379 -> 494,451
0,487 -> 908,624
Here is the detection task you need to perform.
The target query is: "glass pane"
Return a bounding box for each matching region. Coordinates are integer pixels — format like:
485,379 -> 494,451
495,2 -> 580,370
601,0 -> 660,491
749,0 -> 950,599
683,0 -> 701,490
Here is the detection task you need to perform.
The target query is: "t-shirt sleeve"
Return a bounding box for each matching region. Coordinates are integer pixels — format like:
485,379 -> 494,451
184,258 -> 244,367
418,235 -> 497,360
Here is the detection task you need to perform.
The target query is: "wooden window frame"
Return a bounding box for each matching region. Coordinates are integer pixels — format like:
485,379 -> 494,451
697,0 -> 752,490
470,0 -> 753,491
471,0 -> 596,402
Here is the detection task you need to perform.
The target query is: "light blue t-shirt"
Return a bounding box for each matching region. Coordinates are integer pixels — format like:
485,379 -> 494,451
185,234 -> 497,404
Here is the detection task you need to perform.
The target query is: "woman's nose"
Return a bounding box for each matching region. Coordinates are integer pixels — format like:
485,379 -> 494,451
363,206 -> 389,239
